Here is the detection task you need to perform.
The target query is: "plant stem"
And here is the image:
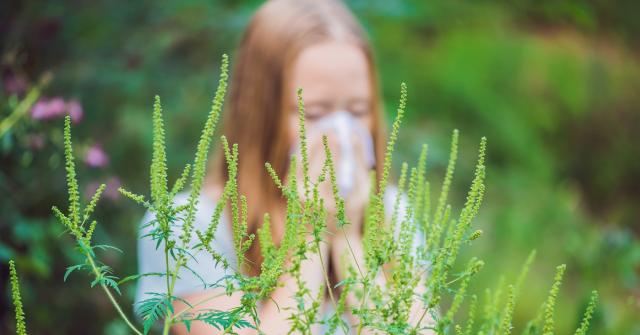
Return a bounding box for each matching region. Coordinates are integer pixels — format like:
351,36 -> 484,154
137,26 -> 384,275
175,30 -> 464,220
169,291 -> 228,322
341,228 -> 363,277
165,245 -> 171,298
0,86 -> 39,137
413,308 -> 429,333
86,252 -> 142,335
162,243 -> 181,335
355,271 -> 376,335
317,239 -> 337,307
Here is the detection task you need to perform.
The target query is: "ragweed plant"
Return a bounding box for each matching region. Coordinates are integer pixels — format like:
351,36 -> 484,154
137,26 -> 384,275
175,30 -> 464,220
9,260 -> 27,335
7,54 -> 600,335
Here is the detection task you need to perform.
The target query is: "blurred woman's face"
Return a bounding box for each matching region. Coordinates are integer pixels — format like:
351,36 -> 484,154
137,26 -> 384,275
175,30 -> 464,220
288,41 -> 373,146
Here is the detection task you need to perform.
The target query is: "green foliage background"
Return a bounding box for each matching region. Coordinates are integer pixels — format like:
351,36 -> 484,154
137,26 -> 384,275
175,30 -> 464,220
1,0 -> 638,334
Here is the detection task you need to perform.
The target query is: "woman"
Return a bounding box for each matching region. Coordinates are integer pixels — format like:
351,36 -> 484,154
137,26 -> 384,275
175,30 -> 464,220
136,0 -> 424,333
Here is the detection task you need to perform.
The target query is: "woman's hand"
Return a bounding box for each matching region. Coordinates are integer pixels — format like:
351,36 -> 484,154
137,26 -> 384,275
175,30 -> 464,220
326,128 -> 375,316
296,126 -> 373,234
292,129 -> 344,235
341,129 -> 373,235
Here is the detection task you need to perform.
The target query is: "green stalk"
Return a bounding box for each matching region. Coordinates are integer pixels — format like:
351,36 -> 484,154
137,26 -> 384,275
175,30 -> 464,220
162,251 -> 185,335
355,269 -> 377,335
317,238 -> 337,307
161,244 -> 174,335
86,252 -> 142,335
169,292 -> 229,323
0,75 -> 49,137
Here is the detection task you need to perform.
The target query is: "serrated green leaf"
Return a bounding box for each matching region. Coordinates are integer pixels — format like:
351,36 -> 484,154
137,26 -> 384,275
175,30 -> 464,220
136,293 -> 172,335
92,244 -> 124,253
117,272 -> 166,285
64,264 -> 85,282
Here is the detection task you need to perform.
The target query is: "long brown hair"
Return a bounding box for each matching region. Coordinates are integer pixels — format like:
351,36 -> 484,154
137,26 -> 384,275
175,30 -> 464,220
207,0 -> 386,275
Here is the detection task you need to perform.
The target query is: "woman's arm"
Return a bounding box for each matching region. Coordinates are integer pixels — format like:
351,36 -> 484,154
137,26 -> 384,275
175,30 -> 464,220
331,228 -> 435,335
329,180 -> 437,334
171,236 -> 330,335
330,225 -> 379,334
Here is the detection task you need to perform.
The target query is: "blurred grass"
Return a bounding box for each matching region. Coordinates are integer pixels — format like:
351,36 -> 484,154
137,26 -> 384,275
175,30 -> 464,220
1,0 -> 639,334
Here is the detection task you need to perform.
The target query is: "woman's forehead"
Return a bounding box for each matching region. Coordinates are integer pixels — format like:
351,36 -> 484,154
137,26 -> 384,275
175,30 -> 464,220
288,41 -> 372,104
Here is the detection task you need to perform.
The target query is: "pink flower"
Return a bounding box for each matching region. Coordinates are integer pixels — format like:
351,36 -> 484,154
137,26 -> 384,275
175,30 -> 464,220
47,97 -> 66,116
30,97 -> 65,120
30,99 -> 60,120
30,100 -> 48,119
66,99 -> 83,123
84,145 -> 109,168
29,97 -> 84,123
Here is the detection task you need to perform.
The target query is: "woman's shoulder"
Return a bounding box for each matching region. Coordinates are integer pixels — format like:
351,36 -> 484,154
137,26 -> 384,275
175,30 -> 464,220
173,189 -> 220,220
383,184 -> 400,202
173,185 -> 223,212
139,186 -> 229,237
135,186 -> 237,304
383,184 -> 408,214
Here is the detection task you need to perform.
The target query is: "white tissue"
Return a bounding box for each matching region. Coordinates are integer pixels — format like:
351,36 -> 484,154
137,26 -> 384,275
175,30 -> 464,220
294,111 -> 375,197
